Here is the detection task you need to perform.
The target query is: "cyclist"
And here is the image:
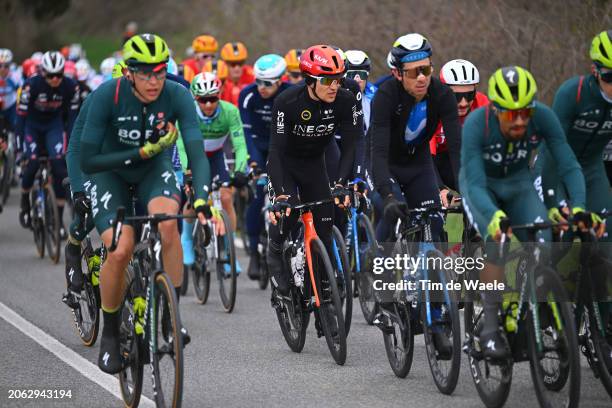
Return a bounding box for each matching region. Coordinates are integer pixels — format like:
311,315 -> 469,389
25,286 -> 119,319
176,72 -> 248,274
0,48 -> 21,128
266,44 -> 360,299
540,29 -> 612,367
78,34 -> 212,374
74,59 -> 93,102
459,66 -> 587,361
345,50 -> 377,132
373,51 -> 395,87
284,49 -> 304,84
238,54 -> 292,279
219,42 -> 255,106
183,34 -> 218,83
17,51 -> 79,239
370,33 -> 460,243
433,59 -> 489,199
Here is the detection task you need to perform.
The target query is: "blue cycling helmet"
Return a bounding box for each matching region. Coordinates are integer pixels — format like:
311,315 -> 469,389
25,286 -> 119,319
391,33 -> 432,68
254,54 -> 287,80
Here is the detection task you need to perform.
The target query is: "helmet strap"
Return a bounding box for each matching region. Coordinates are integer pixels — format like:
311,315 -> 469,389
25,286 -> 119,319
128,73 -> 150,103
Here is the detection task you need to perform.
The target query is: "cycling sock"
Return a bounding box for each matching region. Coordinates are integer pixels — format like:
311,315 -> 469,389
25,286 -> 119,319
102,308 -> 120,336
180,219 -> 195,265
481,290 -> 502,336
101,304 -> 121,314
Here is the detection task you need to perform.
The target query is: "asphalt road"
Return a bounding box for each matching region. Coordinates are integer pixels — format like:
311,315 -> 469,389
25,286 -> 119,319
0,190 -> 610,408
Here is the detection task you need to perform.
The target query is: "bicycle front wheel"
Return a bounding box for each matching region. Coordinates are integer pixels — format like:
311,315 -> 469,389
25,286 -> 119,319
311,237 -> 347,365
152,272 -> 184,408
44,185 -> 60,264
192,224 -> 211,304
30,189 -> 45,258
332,225 -> 352,336
354,213 -> 378,325
527,266 -> 580,408
216,210 -> 237,313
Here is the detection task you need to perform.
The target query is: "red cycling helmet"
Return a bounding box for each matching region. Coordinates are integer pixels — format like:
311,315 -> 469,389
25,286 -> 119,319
299,44 -> 345,77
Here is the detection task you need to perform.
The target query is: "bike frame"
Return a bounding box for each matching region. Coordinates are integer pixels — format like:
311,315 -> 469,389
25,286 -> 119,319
302,211 -> 323,308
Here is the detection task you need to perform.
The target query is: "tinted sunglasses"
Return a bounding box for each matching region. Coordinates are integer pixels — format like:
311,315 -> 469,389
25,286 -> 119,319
45,73 -> 63,79
255,78 -> 278,87
312,74 -> 345,87
455,90 -> 476,103
196,53 -> 215,60
196,96 -> 219,104
401,65 -> 432,79
0,63 -> 10,69
496,107 -> 534,122
598,68 -> 612,83
228,62 -> 244,68
133,69 -> 167,82
346,70 -> 369,80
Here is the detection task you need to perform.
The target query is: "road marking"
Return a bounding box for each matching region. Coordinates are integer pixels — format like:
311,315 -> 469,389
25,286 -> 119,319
0,301 -> 155,407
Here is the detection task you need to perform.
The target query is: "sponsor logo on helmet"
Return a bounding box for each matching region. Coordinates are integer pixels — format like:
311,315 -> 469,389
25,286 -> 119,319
314,54 -> 329,64
301,109 -> 311,121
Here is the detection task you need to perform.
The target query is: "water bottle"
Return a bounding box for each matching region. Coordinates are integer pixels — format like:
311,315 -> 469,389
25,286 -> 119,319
291,244 -> 305,287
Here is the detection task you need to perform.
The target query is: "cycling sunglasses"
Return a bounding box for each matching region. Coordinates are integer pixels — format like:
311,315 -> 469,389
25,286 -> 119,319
312,74 -> 345,87
496,107 -> 534,122
45,72 -> 63,79
401,64 -> 432,79
228,62 -> 244,68
196,96 -> 219,104
0,63 -> 10,69
346,70 -> 369,80
597,68 -> 612,83
455,90 -> 476,103
255,78 -> 278,87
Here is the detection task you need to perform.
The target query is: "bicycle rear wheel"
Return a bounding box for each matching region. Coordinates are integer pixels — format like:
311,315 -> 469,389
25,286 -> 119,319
118,266 -> 144,408
71,249 -> 100,346
152,272 -> 184,408
353,213 -> 378,325
332,225 -> 352,336
311,237 -> 347,365
0,150 -> 13,205
422,250 -> 461,395
44,185 -> 60,264
192,224 -> 211,304
30,189 -> 45,258
216,210 -> 237,313
275,286 -> 309,353
528,266 -> 580,408
382,303 -> 414,378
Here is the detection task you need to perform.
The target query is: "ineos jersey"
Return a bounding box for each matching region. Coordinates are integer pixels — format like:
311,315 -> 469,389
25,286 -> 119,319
267,84 -> 362,194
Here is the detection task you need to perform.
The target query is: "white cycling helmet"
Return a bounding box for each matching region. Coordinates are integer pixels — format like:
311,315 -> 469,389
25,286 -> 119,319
190,72 -> 221,97
440,59 -> 480,85
345,50 -> 371,72
75,59 -> 92,81
41,51 -> 65,74
100,57 -> 117,76
0,48 -> 13,64
254,54 -> 286,80
386,51 -> 395,69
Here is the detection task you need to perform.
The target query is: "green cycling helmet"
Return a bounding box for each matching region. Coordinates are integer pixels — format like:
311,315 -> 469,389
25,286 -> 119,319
590,30 -> 612,68
123,33 -> 169,66
112,60 -> 127,78
488,66 -> 537,110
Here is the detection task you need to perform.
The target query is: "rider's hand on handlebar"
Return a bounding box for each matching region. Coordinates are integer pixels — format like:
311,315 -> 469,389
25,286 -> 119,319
332,184 -> 351,209
488,210 -> 511,242
269,196 -> 291,225
572,207 -> 605,237
72,191 -> 91,217
140,121 -> 178,159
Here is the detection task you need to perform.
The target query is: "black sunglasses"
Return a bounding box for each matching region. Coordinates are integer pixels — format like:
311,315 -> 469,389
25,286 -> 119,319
197,96 -> 219,104
45,73 -> 63,79
454,90 -> 476,103
598,68 -> 612,83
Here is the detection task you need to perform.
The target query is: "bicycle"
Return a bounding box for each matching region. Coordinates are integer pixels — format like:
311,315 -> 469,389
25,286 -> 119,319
330,224 -> 352,336
375,204 -> 463,394
250,170 -> 271,290
28,156 -> 61,264
186,175 -> 237,312
0,127 -> 15,211
112,207 -> 206,408
463,220 -> 580,408
271,198 -> 347,365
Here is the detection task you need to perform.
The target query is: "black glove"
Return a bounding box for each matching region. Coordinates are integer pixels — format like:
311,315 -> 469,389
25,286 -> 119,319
194,199 -> 213,219
572,210 -> 593,229
271,199 -> 291,215
72,191 -> 91,217
331,184 -> 351,203
383,195 -> 406,224
352,178 -> 368,194
232,171 -> 248,188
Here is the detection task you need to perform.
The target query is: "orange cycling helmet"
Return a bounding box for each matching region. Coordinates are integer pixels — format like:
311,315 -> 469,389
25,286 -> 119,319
203,58 -> 228,81
284,49 -> 303,72
300,45 -> 344,77
220,42 -> 248,63
192,35 -> 218,54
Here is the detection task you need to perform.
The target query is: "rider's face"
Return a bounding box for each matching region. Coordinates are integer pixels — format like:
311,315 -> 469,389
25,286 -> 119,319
450,84 -> 477,117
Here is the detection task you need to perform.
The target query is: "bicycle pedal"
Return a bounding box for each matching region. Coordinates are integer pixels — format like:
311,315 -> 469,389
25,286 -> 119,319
62,292 -> 79,309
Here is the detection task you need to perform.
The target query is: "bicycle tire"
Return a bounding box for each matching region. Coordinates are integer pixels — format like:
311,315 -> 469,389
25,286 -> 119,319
0,151 -> 12,205
464,279 -> 513,408
258,243 -> 269,290
180,265 -> 189,296
382,303 -> 415,378
354,213 -> 378,325
275,286 -> 309,352
30,188 -> 45,258
234,188 -> 250,256
421,250 -> 461,395
216,210 -> 237,313
118,266 -> 144,408
583,301 -> 612,397
527,266 -> 580,408
152,272 -> 184,408
311,237 -> 347,365
44,185 -> 61,264
192,224 -> 211,304
71,248 -> 100,346
332,225 -> 352,336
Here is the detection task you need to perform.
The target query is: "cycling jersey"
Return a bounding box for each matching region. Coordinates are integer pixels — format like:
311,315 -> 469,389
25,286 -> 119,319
370,76 -> 461,198
459,102 -> 586,241
175,99 -> 248,173
0,71 -> 20,125
220,65 -> 255,106
268,84 -> 362,193
362,81 -> 377,131
16,75 -> 80,141
238,82 -> 292,165
374,74 -> 393,87
79,77 -> 210,199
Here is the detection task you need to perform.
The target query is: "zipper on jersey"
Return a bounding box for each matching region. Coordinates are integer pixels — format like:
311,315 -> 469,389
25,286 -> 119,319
140,105 -> 147,146
503,141 -> 514,176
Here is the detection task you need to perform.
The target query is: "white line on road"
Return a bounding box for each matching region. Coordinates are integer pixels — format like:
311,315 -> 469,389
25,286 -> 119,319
0,301 -> 155,407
